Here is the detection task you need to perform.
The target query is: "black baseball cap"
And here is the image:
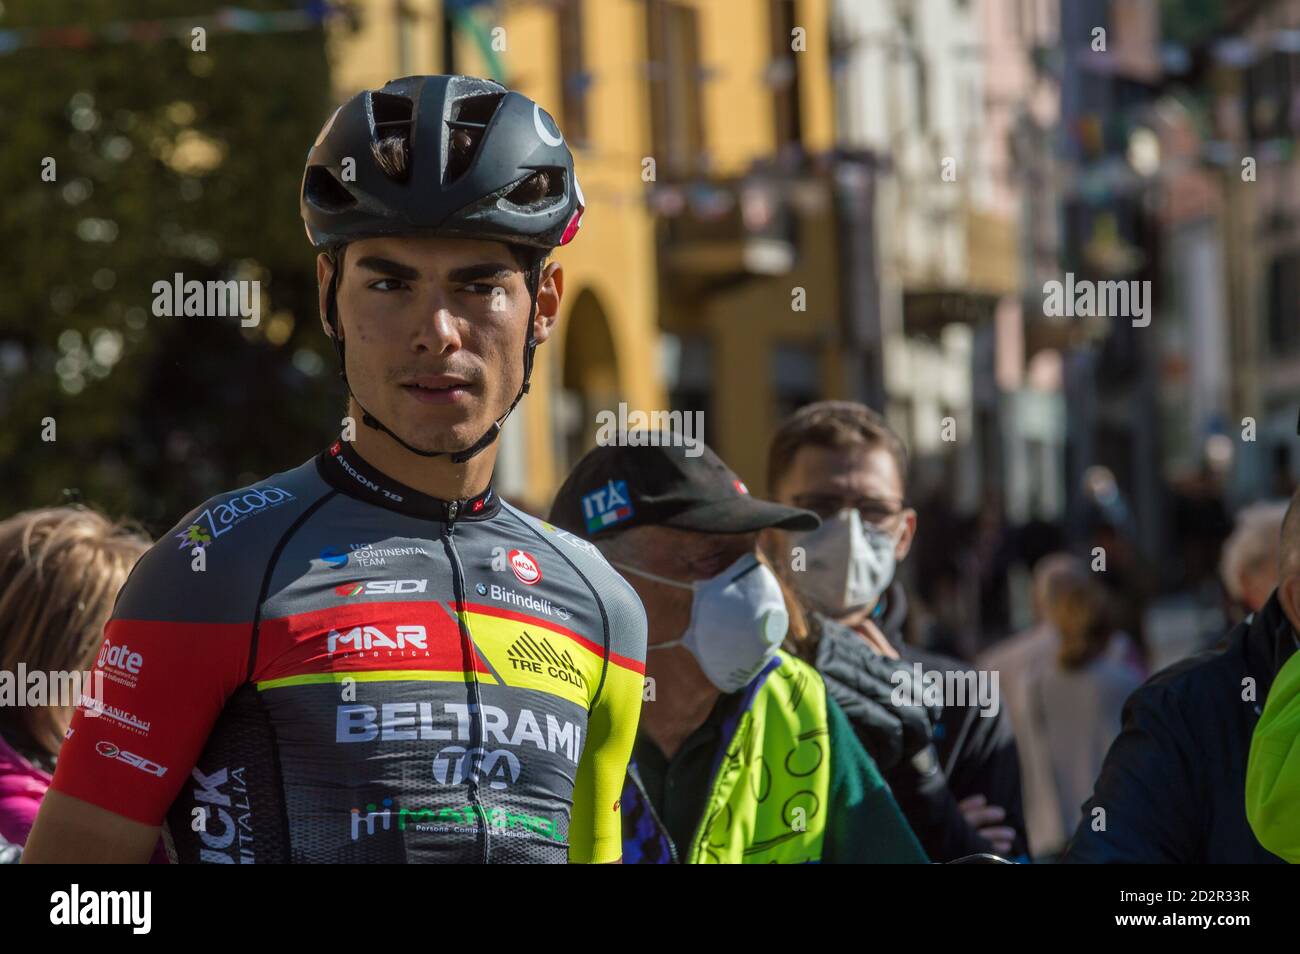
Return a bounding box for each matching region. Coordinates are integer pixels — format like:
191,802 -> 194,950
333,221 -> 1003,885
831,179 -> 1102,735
548,434 -> 820,539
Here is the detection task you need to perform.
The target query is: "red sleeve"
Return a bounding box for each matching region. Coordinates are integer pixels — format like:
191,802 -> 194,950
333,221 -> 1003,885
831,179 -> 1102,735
50,617 -> 249,826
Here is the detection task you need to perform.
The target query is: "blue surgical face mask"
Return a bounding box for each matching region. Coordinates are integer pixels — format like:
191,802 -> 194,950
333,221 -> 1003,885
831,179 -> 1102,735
611,552 -> 789,693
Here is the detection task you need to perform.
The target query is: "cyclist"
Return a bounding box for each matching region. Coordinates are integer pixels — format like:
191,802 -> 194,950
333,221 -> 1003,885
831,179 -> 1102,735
24,74 -> 647,864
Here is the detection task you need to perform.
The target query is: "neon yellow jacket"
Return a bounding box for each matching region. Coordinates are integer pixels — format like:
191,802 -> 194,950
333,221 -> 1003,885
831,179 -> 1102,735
1246,648 -> 1300,862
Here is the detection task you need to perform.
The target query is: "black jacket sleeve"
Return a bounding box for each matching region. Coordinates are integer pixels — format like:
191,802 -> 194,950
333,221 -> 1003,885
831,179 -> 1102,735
1062,680 -> 1200,864
816,630 -> 934,773
886,700 -> 1029,862
814,620 -> 1028,861
941,697 -> 1029,858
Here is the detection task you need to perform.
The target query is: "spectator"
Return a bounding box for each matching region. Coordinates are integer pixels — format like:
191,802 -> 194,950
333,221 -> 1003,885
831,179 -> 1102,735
1063,486 -> 1300,863
1246,649 -> 1300,862
763,401 -> 1028,862
1220,499 -> 1287,622
979,553 -> 1143,858
549,436 -> 928,864
1028,563 -> 1143,860
0,507 -> 149,847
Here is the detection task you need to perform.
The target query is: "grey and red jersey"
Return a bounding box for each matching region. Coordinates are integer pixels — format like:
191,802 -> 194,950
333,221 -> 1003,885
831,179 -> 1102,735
51,442 -> 647,863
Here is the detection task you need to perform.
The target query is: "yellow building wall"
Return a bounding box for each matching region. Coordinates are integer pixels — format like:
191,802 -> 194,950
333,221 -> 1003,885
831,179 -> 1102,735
656,0 -> 841,490
705,195 -> 844,492
694,0 -> 834,174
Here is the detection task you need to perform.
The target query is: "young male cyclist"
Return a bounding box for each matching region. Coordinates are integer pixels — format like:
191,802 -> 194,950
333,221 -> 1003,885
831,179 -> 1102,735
24,74 -> 647,864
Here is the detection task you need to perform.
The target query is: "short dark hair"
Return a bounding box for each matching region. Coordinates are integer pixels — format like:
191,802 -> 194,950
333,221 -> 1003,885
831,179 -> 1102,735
767,400 -> 909,494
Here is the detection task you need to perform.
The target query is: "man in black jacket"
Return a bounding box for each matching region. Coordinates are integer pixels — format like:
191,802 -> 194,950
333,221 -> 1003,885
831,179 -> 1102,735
1063,487 -> 1300,863
763,401 -> 1028,862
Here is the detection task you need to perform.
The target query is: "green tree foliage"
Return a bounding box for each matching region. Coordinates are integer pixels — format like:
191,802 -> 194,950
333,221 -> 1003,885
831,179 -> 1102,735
0,0 -> 339,535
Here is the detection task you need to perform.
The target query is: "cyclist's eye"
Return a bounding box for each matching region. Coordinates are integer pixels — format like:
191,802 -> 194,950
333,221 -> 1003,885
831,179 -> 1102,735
367,278 -> 408,292
461,283 -> 499,297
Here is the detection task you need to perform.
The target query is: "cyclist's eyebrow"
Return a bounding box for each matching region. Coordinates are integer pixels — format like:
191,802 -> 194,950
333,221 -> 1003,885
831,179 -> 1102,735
447,262 -> 516,283
353,256 -> 421,280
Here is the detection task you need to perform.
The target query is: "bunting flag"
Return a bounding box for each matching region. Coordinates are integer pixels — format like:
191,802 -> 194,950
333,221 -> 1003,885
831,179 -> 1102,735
0,4 -> 336,57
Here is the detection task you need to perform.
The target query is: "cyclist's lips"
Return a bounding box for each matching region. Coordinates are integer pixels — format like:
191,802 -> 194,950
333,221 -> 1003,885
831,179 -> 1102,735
400,377 -> 476,405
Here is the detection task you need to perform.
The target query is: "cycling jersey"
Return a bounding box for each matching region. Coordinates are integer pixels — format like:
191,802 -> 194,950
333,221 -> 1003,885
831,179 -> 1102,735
50,441 -> 647,863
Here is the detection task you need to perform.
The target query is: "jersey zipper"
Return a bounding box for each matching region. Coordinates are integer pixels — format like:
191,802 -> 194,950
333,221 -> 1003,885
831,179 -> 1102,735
440,498 -> 492,863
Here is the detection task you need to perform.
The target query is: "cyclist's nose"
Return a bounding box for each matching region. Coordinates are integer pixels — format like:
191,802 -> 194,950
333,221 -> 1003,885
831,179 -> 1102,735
412,300 -> 462,355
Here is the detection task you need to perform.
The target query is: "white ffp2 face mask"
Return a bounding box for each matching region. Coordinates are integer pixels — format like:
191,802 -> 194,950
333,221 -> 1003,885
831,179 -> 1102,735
612,553 -> 789,693
790,507 -> 898,618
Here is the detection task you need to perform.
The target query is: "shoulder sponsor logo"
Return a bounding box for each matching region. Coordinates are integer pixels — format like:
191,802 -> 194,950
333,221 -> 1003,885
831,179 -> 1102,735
508,549 -> 542,585
319,543 -> 431,569
483,583 -> 570,621
326,624 -> 428,656
581,479 -> 633,533
538,520 -> 601,557
96,640 -> 143,689
175,486 -> 296,550
507,631 -> 586,690
95,740 -> 166,777
334,579 -> 428,597
79,695 -> 151,736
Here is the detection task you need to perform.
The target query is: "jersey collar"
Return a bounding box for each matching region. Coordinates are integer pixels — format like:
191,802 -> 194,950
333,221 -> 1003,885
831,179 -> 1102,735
316,440 -> 500,522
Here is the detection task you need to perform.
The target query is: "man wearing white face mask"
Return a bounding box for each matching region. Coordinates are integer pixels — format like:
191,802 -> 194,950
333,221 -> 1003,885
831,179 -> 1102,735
548,435 -> 927,863
764,401 -> 1029,862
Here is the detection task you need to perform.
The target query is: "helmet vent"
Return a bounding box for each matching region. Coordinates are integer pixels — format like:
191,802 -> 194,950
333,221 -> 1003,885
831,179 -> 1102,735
303,165 -> 357,212
368,91 -> 414,182
445,92 -> 504,183
504,168 -> 563,210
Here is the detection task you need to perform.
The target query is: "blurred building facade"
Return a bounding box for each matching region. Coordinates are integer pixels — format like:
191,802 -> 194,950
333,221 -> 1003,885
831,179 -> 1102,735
314,0 -> 1297,636
1204,0 -> 1300,504
1055,0 -> 1298,573
835,0 -> 1065,530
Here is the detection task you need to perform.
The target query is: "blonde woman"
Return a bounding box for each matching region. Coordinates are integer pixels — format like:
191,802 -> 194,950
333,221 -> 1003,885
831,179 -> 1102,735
0,507 -> 149,846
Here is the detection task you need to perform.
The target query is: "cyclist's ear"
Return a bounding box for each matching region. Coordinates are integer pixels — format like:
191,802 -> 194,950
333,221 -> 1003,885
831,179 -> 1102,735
531,261 -> 563,345
317,252 -> 339,339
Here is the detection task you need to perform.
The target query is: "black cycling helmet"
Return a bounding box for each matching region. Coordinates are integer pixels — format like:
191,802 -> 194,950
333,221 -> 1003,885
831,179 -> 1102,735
300,74 -> 585,464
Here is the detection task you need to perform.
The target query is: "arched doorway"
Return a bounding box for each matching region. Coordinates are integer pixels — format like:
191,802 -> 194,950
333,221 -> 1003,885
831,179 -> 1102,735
560,289 -> 621,474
